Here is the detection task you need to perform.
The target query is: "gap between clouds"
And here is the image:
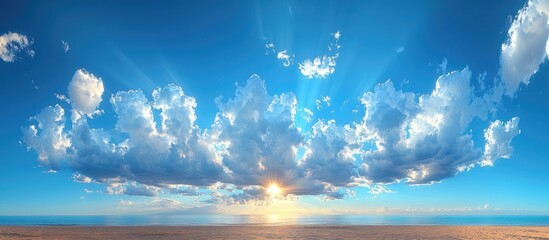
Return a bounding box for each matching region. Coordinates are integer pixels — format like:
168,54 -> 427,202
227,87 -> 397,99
21,0 -> 549,205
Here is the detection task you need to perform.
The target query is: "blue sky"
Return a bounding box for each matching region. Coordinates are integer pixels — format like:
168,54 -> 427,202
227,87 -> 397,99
1,0 -> 549,215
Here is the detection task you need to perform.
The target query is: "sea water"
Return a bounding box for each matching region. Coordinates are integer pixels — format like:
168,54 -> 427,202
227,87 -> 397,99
0,215 -> 548,226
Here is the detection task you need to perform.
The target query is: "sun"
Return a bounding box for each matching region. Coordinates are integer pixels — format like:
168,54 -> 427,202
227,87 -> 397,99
266,183 -> 282,196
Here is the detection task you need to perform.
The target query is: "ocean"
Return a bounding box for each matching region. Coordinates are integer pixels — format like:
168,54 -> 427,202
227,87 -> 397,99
0,215 -> 548,226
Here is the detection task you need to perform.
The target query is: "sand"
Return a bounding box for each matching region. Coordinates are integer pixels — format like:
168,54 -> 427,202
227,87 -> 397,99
0,226 -> 548,239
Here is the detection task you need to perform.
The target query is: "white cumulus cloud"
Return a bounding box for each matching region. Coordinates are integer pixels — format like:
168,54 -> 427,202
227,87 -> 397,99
481,117 -> 521,166
358,68 -> 519,185
500,0 -> 549,96
0,32 -> 33,62
68,69 -> 104,120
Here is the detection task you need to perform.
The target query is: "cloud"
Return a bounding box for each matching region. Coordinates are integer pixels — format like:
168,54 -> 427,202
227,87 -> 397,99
277,50 -> 294,67
396,46 -> 405,53
358,68 -> 519,184
438,58 -> 448,73
266,31 -> 340,77
24,70 -> 226,188
265,43 -> 294,67
73,173 -> 92,183
62,40 -> 70,53
0,32 -> 33,62
301,108 -> 314,122
299,31 -> 341,79
315,96 -> 331,110
55,94 -> 71,104
31,79 -> 38,90
375,204 -> 501,214
500,0 -> 549,96
299,56 -> 338,79
168,185 -> 202,196
302,120 -> 360,187
322,186 -> 355,201
118,199 -> 135,206
210,75 -> 303,187
22,72 -> 364,201
118,197 -> 182,209
22,104 -> 71,169
333,31 -> 341,41
104,84 -> 225,186
481,117 -> 521,166
205,186 -> 272,206
68,69 -> 104,120
106,182 -> 161,197
369,184 -> 394,195
265,43 -> 275,55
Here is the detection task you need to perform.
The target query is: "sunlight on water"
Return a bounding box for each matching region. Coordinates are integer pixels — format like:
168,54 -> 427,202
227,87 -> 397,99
267,214 -> 280,224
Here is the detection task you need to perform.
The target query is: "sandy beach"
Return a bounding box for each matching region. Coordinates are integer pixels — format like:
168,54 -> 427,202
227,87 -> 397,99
0,226 -> 548,239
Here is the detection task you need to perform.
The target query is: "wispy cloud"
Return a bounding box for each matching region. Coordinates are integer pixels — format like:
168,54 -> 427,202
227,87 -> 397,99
315,96 -> 331,110
265,43 -> 294,67
438,58 -> 448,73
61,40 -> 70,53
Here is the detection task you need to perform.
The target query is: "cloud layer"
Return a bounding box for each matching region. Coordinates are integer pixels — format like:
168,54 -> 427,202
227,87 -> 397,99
22,68 -> 522,203
22,1 -> 549,204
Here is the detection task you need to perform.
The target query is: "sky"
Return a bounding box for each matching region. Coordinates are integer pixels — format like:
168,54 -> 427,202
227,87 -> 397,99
1,0 -> 549,216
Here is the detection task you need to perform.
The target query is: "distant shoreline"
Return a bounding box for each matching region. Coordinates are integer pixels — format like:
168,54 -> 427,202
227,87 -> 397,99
1,226 -> 549,239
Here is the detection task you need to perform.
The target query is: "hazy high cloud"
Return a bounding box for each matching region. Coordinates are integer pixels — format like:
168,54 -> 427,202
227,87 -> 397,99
0,32 -> 34,62
22,2 -> 547,204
